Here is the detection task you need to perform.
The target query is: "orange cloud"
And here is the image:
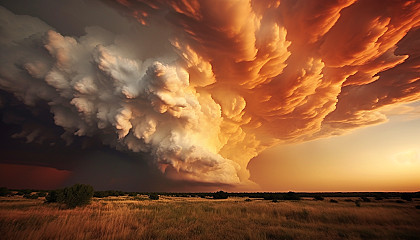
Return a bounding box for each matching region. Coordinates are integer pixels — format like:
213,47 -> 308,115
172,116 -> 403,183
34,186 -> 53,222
113,0 -> 420,178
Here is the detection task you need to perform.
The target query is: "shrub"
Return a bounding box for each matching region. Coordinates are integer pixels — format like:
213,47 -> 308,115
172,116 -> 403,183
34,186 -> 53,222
396,200 -> 405,203
93,190 -> 126,198
108,190 -> 124,196
199,194 -> 207,198
355,200 -> 361,207
415,205 -> 420,209
330,199 -> 338,203
17,189 -> 32,196
133,196 -> 148,201
0,187 -> 10,196
313,195 -> 324,201
36,192 -> 47,198
374,196 -> 383,201
45,189 -> 62,203
361,197 -> 371,202
263,194 -> 278,201
93,191 -> 108,198
283,191 -> 301,200
23,193 -> 38,199
244,198 -> 252,202
149,193 -> 159,200
45,186 -> 93,207
60,184 -> 94,208
401,193 -> 413,201
213,191 -> 229,199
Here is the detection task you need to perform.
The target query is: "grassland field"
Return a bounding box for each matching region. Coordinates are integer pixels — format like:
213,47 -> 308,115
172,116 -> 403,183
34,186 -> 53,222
1,195 -> 420,240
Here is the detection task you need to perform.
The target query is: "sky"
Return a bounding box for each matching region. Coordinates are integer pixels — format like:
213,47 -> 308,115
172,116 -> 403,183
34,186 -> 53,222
0,0 -> 419,192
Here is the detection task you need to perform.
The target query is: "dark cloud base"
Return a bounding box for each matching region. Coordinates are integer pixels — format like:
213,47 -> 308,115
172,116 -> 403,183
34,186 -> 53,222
0,91 -> 229,192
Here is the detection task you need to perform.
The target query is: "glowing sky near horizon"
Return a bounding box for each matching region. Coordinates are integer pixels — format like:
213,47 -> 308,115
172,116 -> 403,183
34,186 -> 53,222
250,106 -> 420,192
0,0 -> 419,191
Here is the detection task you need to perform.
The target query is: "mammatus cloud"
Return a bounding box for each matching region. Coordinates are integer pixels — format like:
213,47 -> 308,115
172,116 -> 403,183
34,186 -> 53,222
0,0 -> 419,185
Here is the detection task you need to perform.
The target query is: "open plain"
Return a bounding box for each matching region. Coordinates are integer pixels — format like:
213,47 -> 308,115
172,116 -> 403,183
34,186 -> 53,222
1,195 -> 419,240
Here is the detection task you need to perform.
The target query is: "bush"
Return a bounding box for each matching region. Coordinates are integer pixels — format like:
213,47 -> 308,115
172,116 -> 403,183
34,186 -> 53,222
149,193 -> 159,200
284,191 -> 301,200
330,199 -> 338,203
36,192 -> 47,198
93,190 -> 125,198
61,184 -> 94,208
374,196 -> 383,201
361,197 -> 371,202
396,200 -> 405,203
0,187 -> 10,196
213,191 -> 229,199
263,194 -> 278,201
133,196 -> 148,201
313,195 -> 324,201
355,200 -> 361,207
401,193 -> 413,201
93,191 -> 108,198
46,184 -> 94,208
415,205 -> 420,209
45,189 -> 62,203
199,194 -> 207,198
17,189 -> 32,196
23,193 -> 38,199
45,185 -> 94,208
244,198 -> 252,202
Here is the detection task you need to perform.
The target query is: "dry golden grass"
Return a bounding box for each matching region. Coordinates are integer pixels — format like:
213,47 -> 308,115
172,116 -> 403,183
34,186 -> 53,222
1,196 -> 419,240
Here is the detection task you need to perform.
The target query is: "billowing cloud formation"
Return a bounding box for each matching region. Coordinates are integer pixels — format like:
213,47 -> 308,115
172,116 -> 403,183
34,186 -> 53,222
0,0 -> 419,185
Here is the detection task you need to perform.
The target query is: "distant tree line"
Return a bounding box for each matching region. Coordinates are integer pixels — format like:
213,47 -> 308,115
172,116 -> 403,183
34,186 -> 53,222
146,191 -> 420,200
93,190 -> 126,198
2,186 -> 420,204
0,187 -> 48,199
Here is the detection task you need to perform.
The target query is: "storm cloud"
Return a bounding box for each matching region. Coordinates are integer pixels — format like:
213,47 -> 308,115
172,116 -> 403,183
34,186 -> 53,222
0,0 -> 419,187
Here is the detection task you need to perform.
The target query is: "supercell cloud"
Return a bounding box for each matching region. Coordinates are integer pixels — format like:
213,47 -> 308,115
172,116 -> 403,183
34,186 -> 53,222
0,0 -> 419,186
